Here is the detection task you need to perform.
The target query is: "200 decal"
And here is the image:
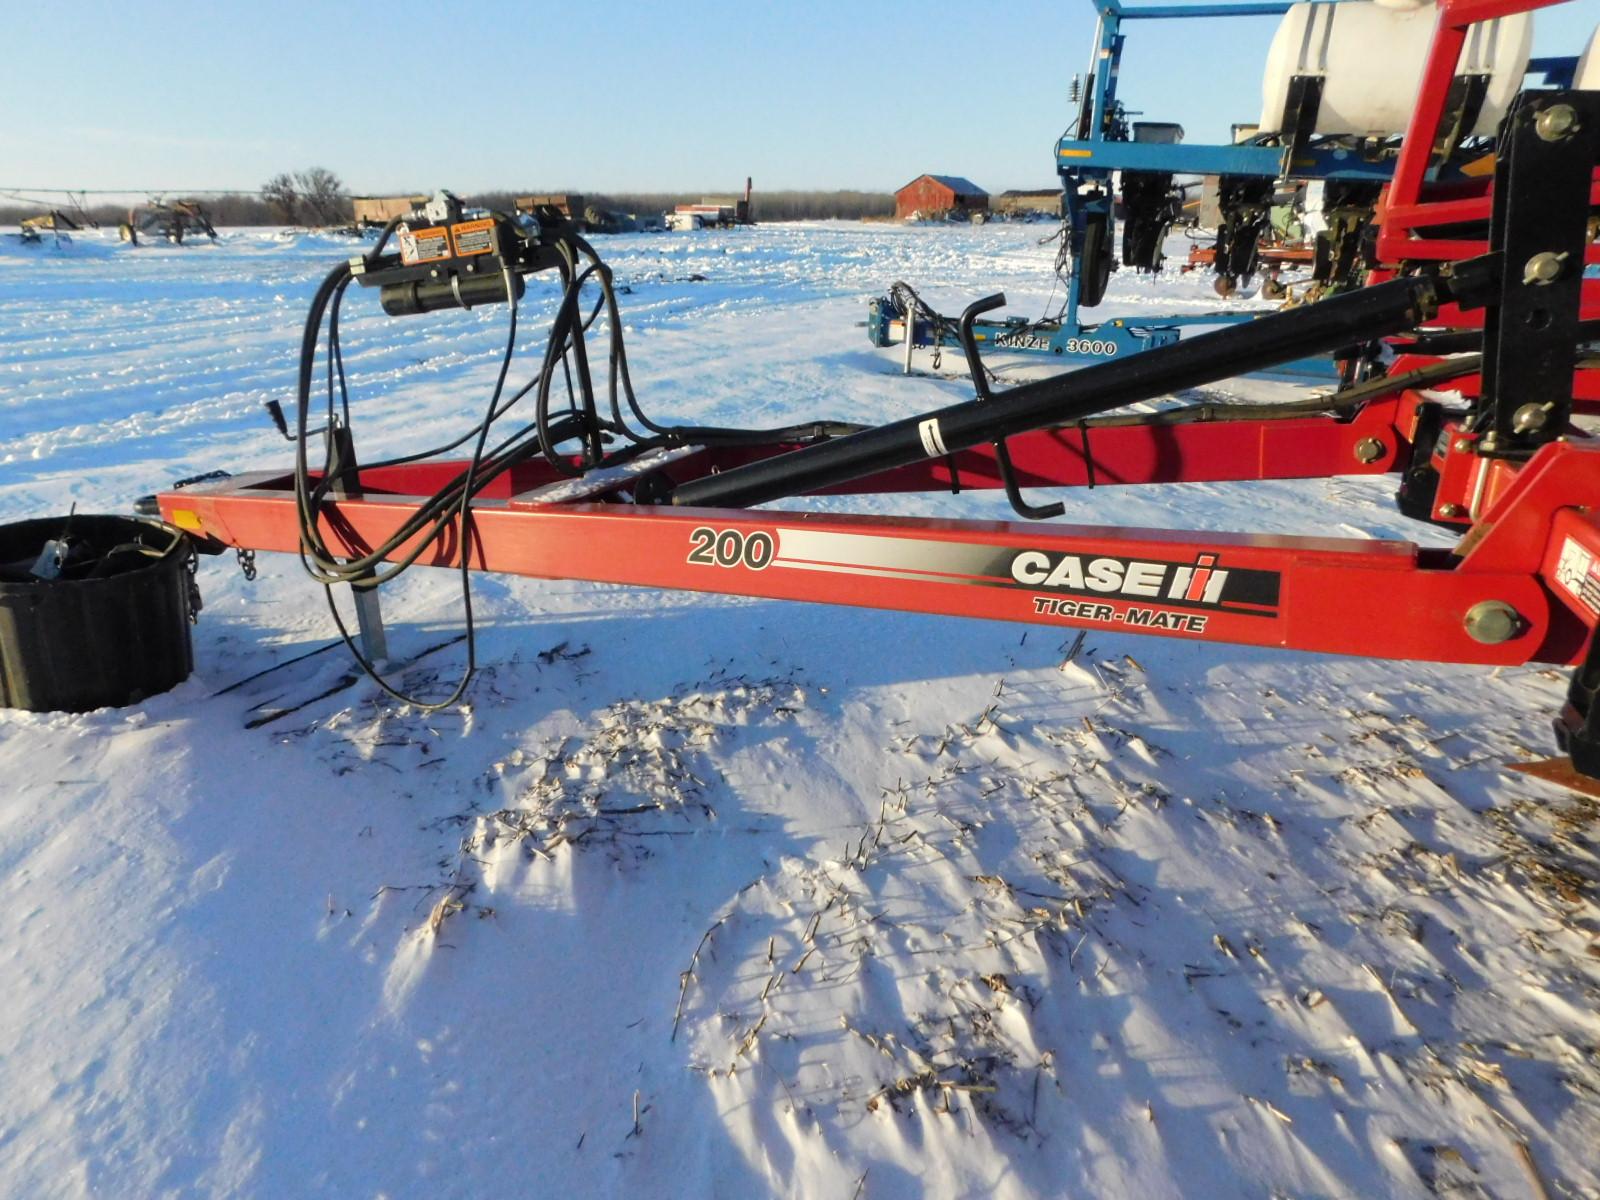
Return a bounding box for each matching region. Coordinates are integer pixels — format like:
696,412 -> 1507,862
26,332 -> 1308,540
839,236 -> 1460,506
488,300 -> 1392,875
687,527 -> 775,570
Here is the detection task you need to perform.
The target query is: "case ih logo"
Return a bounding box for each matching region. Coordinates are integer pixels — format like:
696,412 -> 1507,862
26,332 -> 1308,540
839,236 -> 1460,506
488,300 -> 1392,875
1008,549 -> 1279,614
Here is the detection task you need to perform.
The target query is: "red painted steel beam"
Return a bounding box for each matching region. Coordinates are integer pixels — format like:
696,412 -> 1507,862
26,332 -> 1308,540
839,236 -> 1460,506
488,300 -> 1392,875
689,413 -> 1408,496
157,439 -> 1597,671
1385,183 -> 1600,236
1375,0 -> 1600,270
307,413 -> 1409,505
1440,0 -> 1565,23
1380,12 -> 1465,233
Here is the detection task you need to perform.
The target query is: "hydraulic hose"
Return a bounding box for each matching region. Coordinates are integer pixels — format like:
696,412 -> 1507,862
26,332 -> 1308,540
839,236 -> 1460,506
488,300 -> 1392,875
670,256 -> 1500,509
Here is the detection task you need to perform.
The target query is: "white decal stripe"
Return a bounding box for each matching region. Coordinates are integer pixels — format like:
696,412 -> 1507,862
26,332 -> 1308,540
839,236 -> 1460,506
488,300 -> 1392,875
775,528 -> 1007,576
917,418 -> 949,458
770,561 -> 999,587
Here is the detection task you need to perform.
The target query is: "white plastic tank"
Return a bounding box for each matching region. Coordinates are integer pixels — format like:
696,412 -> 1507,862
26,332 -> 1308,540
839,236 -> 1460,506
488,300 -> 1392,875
1576,21 -> 1600,89
1259,0 -> 1533,138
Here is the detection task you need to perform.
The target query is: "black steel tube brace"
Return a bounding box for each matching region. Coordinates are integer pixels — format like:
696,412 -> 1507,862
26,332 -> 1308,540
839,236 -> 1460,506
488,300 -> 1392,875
670,256 -> 1499,509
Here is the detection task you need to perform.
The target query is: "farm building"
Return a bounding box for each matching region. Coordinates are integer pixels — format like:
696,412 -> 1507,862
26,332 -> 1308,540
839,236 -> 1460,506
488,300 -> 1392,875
894,175 -> 988,221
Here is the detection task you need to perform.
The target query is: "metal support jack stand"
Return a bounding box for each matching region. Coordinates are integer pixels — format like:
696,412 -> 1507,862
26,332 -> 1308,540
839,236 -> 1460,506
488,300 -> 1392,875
327,422 -> 388,665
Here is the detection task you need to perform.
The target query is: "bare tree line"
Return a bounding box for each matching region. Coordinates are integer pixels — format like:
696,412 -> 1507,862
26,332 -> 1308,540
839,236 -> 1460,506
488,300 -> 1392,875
4,180 -> 897,228
260,169 -> 348,226
0,194 -> 290,228
0,180 -> 340,229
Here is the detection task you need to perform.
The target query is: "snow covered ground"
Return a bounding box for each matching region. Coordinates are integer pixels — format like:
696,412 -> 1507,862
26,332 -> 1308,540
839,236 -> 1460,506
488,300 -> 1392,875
1,222 -> 1597,1199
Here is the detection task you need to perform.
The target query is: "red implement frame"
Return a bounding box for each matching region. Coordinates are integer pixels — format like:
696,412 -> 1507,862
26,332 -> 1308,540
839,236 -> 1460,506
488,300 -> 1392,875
157,397 -> 1600,670
156,0 -> 1600,692
1182,241 -> 1314,272
1371,0 -> 1600,326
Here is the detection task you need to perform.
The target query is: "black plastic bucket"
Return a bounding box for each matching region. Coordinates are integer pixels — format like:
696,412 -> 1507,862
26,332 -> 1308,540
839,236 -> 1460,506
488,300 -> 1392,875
0,515 -> 198,712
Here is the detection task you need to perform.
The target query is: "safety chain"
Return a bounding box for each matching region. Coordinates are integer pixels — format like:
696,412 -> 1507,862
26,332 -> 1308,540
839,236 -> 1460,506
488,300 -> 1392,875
236,548 -> 257,582
183,540 -> 204,624
172,468 -> 233,490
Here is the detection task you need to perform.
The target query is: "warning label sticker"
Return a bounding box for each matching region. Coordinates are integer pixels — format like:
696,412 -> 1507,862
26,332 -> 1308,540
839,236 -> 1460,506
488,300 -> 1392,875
1554,536 -> 1600,617
398,224 -> 451,265
450,218 -> 497,257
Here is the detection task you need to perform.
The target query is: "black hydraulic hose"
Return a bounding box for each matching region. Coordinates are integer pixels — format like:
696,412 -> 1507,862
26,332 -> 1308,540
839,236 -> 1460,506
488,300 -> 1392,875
533,256 -> 591,475
1398,316 -> 1600,357
671,257 -> 1500,510
293,262 -> 353,562
1073,352 -> 1487,430
564,235 -> 869,448
1398,328 -> 1493,356
321,265 -> 523,712
367,216 -> 403,260
293,261 -> 537,586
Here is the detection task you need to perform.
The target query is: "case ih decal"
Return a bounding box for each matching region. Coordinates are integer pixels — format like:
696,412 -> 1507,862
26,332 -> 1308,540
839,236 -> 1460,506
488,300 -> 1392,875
686,527 -> 1281,637
1014,550 -> 1280,634
1008,549 -> 1280,615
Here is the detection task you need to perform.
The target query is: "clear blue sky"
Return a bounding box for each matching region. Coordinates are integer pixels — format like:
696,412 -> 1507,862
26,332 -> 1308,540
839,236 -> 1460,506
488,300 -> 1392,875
2,0 -> 1594,198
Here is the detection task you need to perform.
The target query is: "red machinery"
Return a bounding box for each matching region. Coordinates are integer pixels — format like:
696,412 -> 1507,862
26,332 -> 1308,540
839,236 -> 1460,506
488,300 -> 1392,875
158,0 -> 1600,784
1182,238 -> 1315,297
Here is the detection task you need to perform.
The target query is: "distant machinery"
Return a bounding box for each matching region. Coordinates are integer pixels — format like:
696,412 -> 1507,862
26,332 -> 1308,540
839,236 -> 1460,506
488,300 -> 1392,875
515,194 -> 586,222
17,211 -> 83,246
352,195 -> 430,230
993,190 -> 1064,220
872,0 -> 1573,376
512,193 -> 660,234
119,200 -> 217,246
669,178 -> 756,230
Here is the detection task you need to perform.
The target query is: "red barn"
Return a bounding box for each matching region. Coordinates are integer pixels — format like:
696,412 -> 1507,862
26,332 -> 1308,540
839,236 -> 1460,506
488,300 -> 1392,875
894,175 -> 989,221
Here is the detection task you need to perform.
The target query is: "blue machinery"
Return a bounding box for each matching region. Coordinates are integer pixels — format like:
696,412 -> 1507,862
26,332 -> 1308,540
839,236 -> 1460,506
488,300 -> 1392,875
868,0 -> 1577,378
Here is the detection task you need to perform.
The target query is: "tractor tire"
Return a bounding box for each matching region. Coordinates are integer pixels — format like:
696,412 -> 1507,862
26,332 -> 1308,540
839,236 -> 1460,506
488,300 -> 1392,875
1078,213 -> 1113,308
